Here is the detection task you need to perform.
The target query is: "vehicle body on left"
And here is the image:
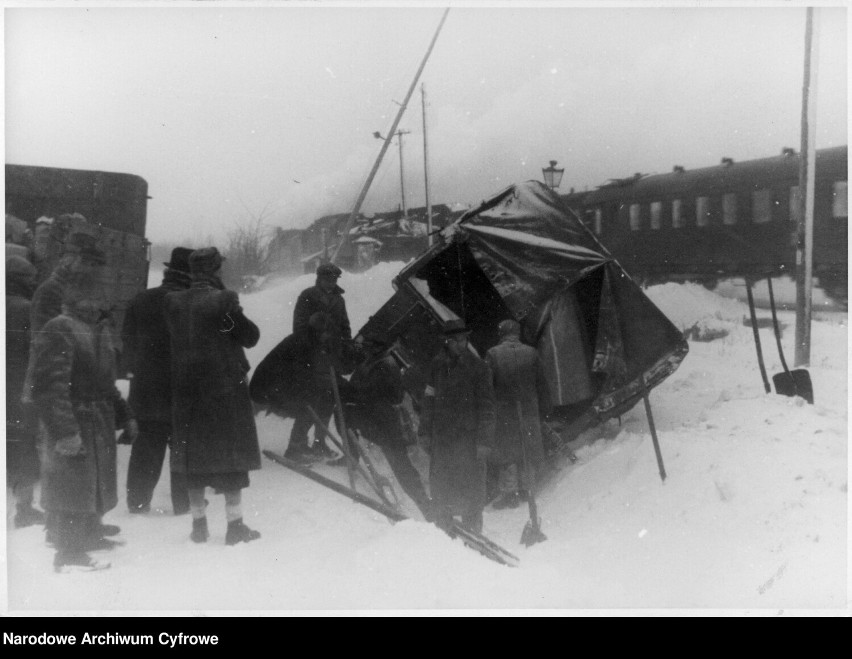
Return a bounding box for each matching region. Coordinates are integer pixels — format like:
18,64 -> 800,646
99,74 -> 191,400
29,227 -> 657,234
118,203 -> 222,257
5,163 -> 152,356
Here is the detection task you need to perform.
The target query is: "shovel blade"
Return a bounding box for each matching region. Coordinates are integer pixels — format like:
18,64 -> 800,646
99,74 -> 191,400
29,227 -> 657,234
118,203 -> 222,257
521,519 -> 547,547
772,369 -> 814,404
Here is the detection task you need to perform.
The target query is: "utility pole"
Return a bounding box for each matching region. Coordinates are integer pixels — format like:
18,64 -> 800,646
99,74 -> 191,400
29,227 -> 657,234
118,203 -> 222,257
331,8 -> 450,264
422,83 -> 433,246
395,129 -> 411,218
795,7 -> 819,367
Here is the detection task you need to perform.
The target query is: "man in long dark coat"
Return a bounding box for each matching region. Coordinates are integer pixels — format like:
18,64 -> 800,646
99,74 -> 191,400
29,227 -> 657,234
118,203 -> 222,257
347,330 -> 433,518
291,262 -> 352,458
122,247 -> 193,515
6,255 -> 45,528
31,282 -> 136,572
249,312 -> 350,463
420,320 -> 495,534
165,247 -> 262,546
25,232 -> 128,545
485,319 -> 552,510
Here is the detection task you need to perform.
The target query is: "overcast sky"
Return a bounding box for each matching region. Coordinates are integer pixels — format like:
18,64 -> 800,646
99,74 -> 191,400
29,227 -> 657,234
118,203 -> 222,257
3,2 -> 848,245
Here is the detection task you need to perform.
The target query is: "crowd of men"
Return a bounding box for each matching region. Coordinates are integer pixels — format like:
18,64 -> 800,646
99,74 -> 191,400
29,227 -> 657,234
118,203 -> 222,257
6,215 -> 555,573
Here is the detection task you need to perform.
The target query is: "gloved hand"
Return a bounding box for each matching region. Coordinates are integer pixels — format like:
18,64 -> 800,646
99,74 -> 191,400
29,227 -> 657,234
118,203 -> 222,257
475,445 -> 492,462
54,433 -> 86,458
117,418 -> 139,445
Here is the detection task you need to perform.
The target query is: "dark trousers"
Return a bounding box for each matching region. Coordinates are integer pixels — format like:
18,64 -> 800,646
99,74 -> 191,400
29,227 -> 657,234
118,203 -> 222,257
289,399 -> 336,449
126,420 -> 190,514
381,443 -> 432,518
47,511 -> 90,552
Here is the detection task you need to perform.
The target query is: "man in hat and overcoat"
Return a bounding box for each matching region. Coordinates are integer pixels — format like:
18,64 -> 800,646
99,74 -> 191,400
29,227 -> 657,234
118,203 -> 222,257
485,318 -> 552,510
164,247 -> 262,545
291,262 -> 353,458
30,277 -> 135,571
122,247 -> 194,515
25,229 -> 130,545
420,320 -> 496,533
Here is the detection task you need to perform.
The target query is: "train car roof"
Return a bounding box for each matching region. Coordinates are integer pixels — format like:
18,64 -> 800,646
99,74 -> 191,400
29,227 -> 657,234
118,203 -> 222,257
574,145 -> 847,203
5,164 -> 148,198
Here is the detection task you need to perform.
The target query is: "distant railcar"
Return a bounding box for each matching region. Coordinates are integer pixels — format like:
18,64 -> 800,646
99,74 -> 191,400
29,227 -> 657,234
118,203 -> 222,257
560,146 -> 848,301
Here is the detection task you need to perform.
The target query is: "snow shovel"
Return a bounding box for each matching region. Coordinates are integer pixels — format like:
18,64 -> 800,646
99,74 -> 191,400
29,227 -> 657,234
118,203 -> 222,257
745,278 -> 771,394
766,277 -> 814,404
515,400 -> 547,547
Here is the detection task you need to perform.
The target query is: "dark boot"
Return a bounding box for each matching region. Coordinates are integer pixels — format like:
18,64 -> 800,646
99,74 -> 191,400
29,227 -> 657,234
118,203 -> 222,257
190,517 -> 209,543
492,491 -> 522,510
225,518 -> 261,546
14,505 -> 46,528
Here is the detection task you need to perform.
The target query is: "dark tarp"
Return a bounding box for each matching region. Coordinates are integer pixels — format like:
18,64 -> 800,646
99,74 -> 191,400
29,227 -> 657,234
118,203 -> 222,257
357,180 -> 688,440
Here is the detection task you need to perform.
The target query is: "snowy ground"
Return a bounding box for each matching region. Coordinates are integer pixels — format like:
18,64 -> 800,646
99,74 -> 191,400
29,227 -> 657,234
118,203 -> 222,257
3,264 -> 848,615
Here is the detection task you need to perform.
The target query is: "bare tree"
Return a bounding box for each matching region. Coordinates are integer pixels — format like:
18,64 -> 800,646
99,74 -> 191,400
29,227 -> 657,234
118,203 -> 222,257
223,204 -> 276,291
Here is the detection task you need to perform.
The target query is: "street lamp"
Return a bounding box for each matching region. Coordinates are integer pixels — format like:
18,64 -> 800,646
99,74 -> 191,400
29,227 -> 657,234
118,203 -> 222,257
542,160 -> 565,190
374,129 -> 411,217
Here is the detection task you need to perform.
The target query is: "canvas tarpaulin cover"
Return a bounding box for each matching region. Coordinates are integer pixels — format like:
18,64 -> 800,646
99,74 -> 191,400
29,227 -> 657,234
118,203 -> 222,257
359,180 -> 688,429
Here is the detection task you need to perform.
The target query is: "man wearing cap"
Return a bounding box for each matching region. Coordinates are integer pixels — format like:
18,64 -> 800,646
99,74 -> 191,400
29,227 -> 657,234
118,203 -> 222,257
347,330 -> 434,519
121,247 -> 194,516
165,247 -> 262,545
420,319 -> 496,534
485,318 -> 552,510
31,282 -> 136,572
6,255 -> 45,528
24,230 -> 127,545
291,262 -> 353,458
250,311 -> 352,463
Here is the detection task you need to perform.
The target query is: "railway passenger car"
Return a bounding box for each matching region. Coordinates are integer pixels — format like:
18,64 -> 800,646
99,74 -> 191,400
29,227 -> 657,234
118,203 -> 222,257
560,146 -> 848,301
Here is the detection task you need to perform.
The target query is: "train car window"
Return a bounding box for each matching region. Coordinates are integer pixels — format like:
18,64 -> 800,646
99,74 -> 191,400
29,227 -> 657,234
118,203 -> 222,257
696,196 -> 710,227
752,189 -> 772,224
650,201 -> 663,230
594,208 -> 603,235
789,186 -> 801,223
629,203 -> 641,231
672,199 -> 684,228
722,193 -> 737,225
832,181 -> 848,218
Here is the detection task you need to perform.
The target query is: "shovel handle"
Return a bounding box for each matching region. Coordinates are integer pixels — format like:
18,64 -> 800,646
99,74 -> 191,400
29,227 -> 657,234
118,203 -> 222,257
745,278 -> 771,394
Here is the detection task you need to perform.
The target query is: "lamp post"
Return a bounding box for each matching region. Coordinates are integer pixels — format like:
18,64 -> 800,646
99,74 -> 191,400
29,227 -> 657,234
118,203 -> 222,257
374,129 -> 411,217
542,160 -> 565,190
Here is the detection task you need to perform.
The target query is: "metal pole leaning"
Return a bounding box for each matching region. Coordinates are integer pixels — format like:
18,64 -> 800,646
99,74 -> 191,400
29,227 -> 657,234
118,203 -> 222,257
642,377 -> 667,483
305,404 -> 394,510
326,367 -> 356,492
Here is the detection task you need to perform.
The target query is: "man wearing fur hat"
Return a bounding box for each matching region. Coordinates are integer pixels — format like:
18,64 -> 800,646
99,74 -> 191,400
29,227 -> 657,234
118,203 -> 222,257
31,282 -> 136,572
5,255 -> 45,528
165,247 -> 262,545
420,320 -> 496,534
122,247 -> 194,516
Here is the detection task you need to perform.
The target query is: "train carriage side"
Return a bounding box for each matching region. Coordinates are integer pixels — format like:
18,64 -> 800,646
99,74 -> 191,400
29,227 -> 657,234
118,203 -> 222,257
563,146 -> 847,300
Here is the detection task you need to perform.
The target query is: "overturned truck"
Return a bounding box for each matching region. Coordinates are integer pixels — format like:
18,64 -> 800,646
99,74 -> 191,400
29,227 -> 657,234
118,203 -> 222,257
356,180 -> 689,452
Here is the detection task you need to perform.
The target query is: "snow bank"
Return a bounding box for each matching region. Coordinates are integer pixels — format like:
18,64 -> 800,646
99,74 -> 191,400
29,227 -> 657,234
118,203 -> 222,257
5,263 -> 847,614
